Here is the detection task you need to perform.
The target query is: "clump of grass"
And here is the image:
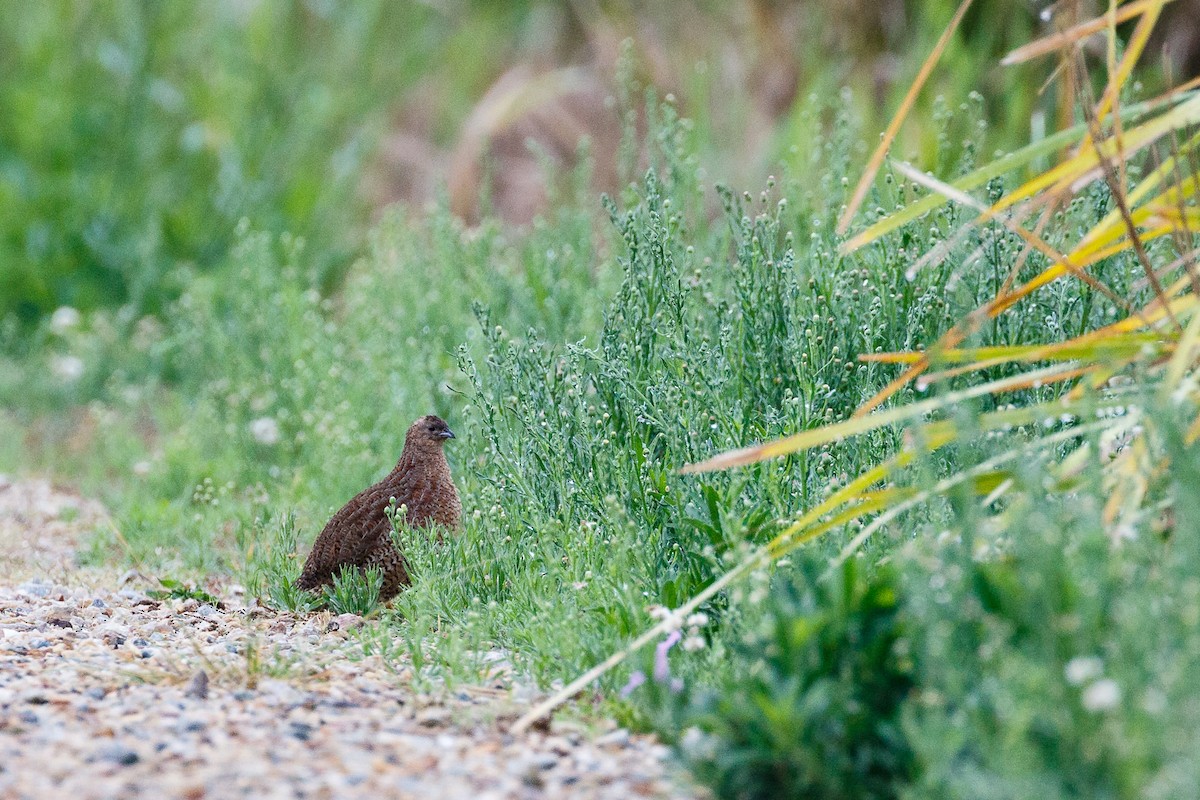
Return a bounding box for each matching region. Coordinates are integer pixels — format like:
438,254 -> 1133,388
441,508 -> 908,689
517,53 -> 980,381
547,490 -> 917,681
322,565 -> 384,618
634,435 -> 1200,799
900,441 -> 1200,798
244,511 -> 317,614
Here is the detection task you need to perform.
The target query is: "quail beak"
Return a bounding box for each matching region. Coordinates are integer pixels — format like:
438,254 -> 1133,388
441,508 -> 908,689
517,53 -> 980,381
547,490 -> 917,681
438,428 -> 456,440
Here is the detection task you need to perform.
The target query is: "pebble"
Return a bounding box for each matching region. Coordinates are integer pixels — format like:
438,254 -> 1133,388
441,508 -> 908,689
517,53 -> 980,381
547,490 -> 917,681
329,612 -> 363,631
416,706 -> 452,728
184,670 -> 209,700
595,728 -> 632,748
94,742 -> 140,766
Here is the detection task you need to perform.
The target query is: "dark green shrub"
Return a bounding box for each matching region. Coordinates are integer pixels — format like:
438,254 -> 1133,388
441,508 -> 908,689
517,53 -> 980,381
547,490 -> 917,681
639,560 -> 915,800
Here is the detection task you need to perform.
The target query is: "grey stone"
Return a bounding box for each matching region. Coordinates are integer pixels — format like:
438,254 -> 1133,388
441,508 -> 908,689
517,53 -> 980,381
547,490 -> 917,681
184,670 -> 209,700
95,742 -> 139,766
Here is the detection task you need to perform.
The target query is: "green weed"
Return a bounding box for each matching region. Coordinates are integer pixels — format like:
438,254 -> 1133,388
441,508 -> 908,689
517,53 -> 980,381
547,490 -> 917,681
637,559 -> 915,800
147,577 -> 221,607
322,566 -> 384,618
244,511 -> 318,615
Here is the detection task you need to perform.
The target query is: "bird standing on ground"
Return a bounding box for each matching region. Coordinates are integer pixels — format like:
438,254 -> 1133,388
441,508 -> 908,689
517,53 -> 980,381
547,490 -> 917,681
297,414 -> 461,601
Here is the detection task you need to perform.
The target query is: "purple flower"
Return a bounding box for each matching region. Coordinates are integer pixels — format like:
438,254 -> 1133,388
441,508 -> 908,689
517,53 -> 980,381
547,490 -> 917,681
654,630 -> 681,682
619,671 -> 647,698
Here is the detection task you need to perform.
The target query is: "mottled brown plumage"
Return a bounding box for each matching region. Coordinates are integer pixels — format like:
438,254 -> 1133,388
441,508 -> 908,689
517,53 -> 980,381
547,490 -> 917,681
297,415 -> 461,600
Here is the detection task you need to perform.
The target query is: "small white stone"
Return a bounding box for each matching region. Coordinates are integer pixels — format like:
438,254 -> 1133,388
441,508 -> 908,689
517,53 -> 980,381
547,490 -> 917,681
594,728 -> 630,748
680,726 -> 716,760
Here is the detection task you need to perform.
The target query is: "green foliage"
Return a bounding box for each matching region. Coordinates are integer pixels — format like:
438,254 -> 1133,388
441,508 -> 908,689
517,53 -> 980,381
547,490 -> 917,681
394,98 -> 1143,689
640,560 -> 915,800
8,89 -> 1139,685
147,577 -> 221,606
631,431 -> 1200,800
898,451 -> 1200,800
0,0 -> 442,322
244,511 -> 318,614
323,565 -> 384,618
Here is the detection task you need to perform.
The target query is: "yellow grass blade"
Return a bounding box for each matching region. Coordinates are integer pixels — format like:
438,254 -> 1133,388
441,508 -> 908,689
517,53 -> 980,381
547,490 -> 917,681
860,333 -> 1167,366
828,418 -> 1127,570
919,355 -> 1038,386
841,92 -> 1196,254
854,356 -> 938,417
986,216 -> 1200,321
1163,302 -> 1200,391
1074,130 -> 1200,256
994,92 -> 1200,214
1092,1 -> 1165,126
1000,0 -> 1177,66
766,490 -> 905,559
1185,411 -> 1200,444
892,161 -> 1135,316
682,362 -> 1086,473
1145,204 -> 1200,229
841,127 -> 1081,253
836,0 -> 976,235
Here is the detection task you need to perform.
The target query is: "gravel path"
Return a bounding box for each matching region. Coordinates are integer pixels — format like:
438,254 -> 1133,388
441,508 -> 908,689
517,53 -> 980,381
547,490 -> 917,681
0,477 -> 700,799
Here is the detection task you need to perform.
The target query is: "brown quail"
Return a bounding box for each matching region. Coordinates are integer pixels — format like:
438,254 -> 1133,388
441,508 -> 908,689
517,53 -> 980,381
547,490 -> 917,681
296,415 -> 461,601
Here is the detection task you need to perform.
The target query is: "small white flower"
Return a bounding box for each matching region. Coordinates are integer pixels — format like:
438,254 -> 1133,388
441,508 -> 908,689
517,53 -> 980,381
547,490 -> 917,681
645,604 -> 683,630
249,417 -> 280,446
1065,656 -> 1103,686
1082,678 -> 1122,712
646,604 -> 670,621
682,635 -> 705,652
132,461 -> 152,477
50,355 -> 84,382
50,306 -> 81,334
680,727 -> 716,761
685,613 -> 709,628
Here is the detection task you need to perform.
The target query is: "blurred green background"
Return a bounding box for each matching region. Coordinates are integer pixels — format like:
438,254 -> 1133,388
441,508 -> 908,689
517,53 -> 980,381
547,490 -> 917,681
0,0 -> 1081,326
